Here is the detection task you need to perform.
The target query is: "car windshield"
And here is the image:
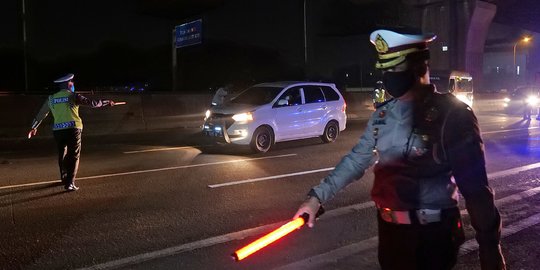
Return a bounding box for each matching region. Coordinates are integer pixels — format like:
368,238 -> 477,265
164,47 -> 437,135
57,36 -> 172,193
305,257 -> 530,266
229,86 -> 283,105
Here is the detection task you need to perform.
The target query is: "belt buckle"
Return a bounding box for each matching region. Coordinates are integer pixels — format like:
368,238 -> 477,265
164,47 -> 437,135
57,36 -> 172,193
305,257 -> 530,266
416,209 -> 442,225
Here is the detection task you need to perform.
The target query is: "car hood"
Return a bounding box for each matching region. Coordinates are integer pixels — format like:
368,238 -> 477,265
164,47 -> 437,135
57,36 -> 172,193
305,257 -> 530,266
210,103 -> 262,114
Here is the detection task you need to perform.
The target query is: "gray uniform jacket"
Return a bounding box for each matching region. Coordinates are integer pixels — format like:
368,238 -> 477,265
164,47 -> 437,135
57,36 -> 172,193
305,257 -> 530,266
310,84 -> 502,252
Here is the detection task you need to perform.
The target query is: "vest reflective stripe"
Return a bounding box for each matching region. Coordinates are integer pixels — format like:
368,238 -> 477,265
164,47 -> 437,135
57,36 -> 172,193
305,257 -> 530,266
48,90 -> 83,130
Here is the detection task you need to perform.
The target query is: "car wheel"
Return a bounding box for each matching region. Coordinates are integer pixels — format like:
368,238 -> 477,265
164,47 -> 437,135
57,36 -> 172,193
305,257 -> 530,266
250,126 -> 274,153
321,121 -> 339,143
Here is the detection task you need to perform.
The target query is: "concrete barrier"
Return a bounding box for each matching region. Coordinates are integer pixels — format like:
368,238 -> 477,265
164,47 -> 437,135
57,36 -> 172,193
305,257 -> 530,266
1,91 -> 502,140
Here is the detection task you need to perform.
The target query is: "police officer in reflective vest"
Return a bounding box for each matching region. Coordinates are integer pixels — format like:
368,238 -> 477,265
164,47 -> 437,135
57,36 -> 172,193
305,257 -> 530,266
373,80 -> 386,108
295,29 -> 506,269
28,74 -> 117,191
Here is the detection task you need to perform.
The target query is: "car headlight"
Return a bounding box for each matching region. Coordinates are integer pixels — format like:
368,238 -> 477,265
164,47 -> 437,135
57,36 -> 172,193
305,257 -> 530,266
526,96 -> 539,106
232,112 -> 253,122
503,97 -> 510,103
204,110 -> 211,120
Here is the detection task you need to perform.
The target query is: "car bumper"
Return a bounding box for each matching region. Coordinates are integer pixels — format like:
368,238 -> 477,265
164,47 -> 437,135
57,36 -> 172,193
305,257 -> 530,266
202,121 -> 253,145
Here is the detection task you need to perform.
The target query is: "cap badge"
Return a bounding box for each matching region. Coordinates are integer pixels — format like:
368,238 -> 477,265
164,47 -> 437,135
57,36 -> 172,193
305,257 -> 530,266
375,34 -> 389,54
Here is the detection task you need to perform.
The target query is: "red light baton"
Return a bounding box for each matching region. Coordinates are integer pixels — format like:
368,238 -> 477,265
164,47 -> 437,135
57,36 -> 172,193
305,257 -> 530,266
232,207 -> 324,261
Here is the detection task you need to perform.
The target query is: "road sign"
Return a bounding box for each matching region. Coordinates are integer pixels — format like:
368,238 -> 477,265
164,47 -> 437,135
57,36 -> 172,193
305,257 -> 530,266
175,19 -> 202,48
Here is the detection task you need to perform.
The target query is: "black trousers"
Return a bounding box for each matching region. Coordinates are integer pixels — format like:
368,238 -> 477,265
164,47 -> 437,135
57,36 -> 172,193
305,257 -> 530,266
377,207 -> 465,270
53,128 -> 82,187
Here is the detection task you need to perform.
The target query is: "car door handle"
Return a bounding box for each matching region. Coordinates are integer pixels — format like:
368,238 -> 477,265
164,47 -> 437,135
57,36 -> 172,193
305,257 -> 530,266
320,106 -> 327,110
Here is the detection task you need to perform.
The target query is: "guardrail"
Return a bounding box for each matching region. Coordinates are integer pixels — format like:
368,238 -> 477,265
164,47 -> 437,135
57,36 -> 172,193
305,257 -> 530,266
0,92 -> 504,140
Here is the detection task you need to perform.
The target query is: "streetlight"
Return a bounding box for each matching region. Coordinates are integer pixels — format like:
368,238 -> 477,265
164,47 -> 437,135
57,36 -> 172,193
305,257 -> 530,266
22,0 -> 29,92
513,36 -> 532,76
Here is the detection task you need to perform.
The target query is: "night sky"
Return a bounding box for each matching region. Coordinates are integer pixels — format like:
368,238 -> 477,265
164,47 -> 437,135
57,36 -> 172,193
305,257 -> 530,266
1,0 -> 539,91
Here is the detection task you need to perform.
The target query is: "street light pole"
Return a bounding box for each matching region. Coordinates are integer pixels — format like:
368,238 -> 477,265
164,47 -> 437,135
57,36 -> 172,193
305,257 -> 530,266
513,36 -> 531,77
303,0 -> 308,80
22,0 -> 29,92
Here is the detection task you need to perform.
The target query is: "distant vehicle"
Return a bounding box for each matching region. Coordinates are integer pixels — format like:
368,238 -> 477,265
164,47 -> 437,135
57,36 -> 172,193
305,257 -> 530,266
431,70 -> 474,107
502,85 -> 540,118
202,81 -> 347,153
372,81 -> 386,108
448,71 -> 474,107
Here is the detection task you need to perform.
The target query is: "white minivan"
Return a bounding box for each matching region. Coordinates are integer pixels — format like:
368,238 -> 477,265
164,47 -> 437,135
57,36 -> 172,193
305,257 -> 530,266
203,81 -> 347,153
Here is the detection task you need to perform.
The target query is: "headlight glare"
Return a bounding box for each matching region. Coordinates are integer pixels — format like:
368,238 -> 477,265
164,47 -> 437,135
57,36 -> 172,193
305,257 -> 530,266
526,96 -> 539,106
232,112 -> 253,122
205,110 -> 211,120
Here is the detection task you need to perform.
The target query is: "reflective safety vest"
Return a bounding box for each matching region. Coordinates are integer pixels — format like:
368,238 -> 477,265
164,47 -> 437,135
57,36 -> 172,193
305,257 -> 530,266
48,90 -> 83,130
374,88 -> 386,103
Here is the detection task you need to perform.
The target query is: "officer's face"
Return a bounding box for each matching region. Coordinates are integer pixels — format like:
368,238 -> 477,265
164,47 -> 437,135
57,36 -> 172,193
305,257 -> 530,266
68,81 -> 75,92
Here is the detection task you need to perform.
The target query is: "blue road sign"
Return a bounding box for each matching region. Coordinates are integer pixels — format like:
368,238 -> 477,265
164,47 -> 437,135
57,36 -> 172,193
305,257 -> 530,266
175,19 -> 202,48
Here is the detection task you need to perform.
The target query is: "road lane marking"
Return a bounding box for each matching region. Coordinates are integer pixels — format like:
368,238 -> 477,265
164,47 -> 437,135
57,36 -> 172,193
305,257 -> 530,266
207,161 -> 540,188
273,237 -> 379,270
0,154 -> 297,191
75,201 -> 376,270
123,145 -> 213,154
459,212 -> 540,256
275,212 -> 540,270
482,126 -> 540,135
74,187 -> 540,270
207,167 -> 335,188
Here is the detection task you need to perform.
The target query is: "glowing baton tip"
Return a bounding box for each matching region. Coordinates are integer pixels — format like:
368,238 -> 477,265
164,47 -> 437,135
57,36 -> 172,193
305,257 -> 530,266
233,215 -> 308,262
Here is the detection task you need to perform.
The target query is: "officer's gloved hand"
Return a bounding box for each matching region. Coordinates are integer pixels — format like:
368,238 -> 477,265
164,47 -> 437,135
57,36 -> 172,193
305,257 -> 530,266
27,129 -> 37,139
109,101 -> 116,106
479,244 -> 506,270
293,196 -> 320,228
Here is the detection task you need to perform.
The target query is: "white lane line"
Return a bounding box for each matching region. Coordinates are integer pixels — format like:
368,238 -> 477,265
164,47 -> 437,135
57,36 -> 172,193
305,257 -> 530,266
488,162 -> 540,179
272,237 -> 379,270
207,167 -> 335,188
459,212 -> 540,255
0,154 -> 297,191
207,161 -> 540,189
276,212 -> 540,270
482,126 -> 540,135
75,186 -> 539,270
74,201 -> 376,270
123,145 -> 212,154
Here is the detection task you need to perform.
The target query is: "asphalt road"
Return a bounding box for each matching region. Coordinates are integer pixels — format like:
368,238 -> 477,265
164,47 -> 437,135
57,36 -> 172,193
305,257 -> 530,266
1,112 -> 540,270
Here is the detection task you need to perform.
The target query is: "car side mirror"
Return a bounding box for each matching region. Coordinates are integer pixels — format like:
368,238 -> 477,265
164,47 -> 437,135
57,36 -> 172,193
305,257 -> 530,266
277,99 -> 289,106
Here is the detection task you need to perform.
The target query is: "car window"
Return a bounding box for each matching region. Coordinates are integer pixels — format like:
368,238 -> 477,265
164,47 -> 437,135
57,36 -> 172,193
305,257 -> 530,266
321,86 -> 340,101
230,86 -> 283,105
303,86 -> 325,103
276,87 -> 302,107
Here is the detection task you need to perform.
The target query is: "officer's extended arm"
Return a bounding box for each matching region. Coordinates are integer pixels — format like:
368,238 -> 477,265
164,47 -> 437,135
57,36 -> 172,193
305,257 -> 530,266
444,106 -> 506,270
309,115 -> 377,204
75,94 -> 115,108
28,100 -> 50,138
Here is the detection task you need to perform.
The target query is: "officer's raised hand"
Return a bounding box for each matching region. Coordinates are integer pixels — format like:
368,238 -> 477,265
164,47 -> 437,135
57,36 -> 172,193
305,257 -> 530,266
27,128 -> 37,139
294,196 -> 321,228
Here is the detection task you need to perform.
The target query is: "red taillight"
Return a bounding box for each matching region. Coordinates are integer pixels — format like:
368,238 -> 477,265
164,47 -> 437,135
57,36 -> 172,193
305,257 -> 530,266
342,102 -> 347,113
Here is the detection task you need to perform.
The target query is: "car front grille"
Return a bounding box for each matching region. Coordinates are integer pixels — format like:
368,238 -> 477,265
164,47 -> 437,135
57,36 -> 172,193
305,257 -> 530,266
207,113 -> 235,129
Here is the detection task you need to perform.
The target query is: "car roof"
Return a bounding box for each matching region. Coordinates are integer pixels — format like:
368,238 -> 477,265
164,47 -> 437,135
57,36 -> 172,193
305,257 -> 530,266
253,81 -> 336,88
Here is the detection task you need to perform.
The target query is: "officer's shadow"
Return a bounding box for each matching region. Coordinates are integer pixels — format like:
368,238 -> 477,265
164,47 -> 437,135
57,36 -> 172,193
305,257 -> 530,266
0,182 -> 65,208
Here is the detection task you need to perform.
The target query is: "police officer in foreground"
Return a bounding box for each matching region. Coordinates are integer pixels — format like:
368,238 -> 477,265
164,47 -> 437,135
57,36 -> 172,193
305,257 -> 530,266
294,29 -> 506,269
28,74 -> 118,191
